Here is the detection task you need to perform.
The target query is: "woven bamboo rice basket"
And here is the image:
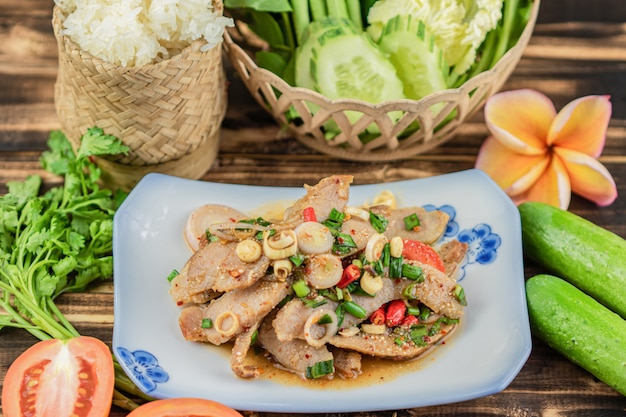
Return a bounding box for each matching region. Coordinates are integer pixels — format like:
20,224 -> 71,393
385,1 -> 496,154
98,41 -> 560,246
52,5 -> 228,191
223,0 -> 540,162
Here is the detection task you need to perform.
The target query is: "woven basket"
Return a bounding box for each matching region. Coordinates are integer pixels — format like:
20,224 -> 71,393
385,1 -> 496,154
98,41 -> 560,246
52,5 -> 228,191
224,0 -> 539,162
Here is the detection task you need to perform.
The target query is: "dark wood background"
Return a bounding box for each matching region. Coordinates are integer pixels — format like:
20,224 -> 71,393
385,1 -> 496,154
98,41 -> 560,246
1,0 -> 625,415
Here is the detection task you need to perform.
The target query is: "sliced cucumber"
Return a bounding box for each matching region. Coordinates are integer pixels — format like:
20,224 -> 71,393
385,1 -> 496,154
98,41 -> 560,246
377,15 -> 449,100
295,17 -> 360,91
294,17 -> 405,138
309,29 -> 405,103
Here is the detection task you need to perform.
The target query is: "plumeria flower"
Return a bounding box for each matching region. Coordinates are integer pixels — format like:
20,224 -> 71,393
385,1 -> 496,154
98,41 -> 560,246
475,89 -> 617,209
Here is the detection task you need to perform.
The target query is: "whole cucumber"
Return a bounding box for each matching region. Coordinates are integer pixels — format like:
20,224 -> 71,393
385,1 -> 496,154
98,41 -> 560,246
526,274 -> 626,396
519,201 -> 626,319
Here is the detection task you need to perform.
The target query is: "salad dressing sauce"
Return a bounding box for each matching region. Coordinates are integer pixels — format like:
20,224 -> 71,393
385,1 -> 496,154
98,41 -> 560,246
210,322 -> 461,390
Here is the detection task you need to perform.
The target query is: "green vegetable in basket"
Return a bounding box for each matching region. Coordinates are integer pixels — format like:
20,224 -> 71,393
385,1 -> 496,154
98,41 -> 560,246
367,0 -> 503,75
297,17 -> 406,103
225,0 -> 533,88
224,0 -> 534,141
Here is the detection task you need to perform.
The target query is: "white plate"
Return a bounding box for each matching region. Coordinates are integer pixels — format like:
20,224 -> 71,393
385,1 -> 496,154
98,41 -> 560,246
112,169 -> 531,413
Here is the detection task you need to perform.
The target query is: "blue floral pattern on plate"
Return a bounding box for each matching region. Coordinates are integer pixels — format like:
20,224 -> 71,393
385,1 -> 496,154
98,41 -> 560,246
116,347 -> 169,393
425,204 -> 502,281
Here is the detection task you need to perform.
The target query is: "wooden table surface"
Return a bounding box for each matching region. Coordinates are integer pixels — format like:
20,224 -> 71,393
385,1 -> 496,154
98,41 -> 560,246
2,0 -> 626,416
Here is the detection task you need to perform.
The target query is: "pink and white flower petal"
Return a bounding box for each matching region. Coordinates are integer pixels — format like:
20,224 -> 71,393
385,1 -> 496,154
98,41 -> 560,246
475,136 -> 549,196
556,147 -> 618,206
511,154 -> 572,210
547,95 -> 611,158
484,89 -> 555,155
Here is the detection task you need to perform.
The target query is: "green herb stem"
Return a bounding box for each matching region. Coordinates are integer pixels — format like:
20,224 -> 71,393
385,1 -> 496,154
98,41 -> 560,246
308,0 -> 327,21
325,0 -> 349,19
345,0 -> 362,29
492,0 -> 520,67
279,11 -> 296,50
46,298 -> 81,337
290,0 -> 310,44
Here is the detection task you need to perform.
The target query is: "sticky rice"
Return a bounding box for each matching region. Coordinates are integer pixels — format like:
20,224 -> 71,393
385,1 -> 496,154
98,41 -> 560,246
54,0 -> 233,67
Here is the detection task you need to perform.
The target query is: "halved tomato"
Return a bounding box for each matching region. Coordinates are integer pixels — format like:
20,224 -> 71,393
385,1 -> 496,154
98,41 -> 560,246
127,398 -> 243,417
1,336 -> 114,417
402,239 -> 446,272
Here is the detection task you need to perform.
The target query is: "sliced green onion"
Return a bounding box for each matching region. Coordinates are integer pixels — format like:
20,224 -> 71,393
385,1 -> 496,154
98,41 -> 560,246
318,313 -> 333,325
255,228 -> 276,240
369,211 -> 388,233
381,243 -> 391,267
166,269 -> 179,282
333,232 -> 357,255
409,324 -> 429,346
402,264 -> 424,281
341,301 -> 367,319
428,321 -> 441,336
201,318 -> 213,329
419,305 -> 432,321
303,297 -> 328,308
306,359 -> 334,379
335,286 -> 344,301
238,216 -> 271,227
255,216 -> 272,227
327,208 -> 346,223
403,213 -> 421,231
206,230 -> 219,243
403,282 -> 419,300
335,304 -> 346,327
372,259 -> 384,275
406,306 -> 421,316
389,256 -> 403,278
322,208 -> 346,231
290,252 -> 306,267
293,279 -> 310,298
454,284 -> 467,306
277,294 -> 292,308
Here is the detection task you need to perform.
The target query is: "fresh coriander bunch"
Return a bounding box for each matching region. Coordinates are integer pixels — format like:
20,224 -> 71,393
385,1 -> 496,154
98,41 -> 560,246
0,127 -> 152,409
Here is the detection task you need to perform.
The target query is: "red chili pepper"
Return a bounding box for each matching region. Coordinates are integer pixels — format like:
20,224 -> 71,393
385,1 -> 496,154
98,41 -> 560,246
303,206 -> 317,222
401,315 -> 419,326
369,306 -> 386,325
402,239 -> 446,272
385,300 -> 406,327
336,264 -> 361,289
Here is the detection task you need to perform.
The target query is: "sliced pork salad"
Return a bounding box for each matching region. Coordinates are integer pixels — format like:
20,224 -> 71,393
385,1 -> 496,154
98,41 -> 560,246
169,175 -> 468,380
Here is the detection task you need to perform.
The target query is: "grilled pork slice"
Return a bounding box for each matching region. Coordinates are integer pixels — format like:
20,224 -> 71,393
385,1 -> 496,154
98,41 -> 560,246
339,205 -> 450,256
329,322 -> 457,361
339,279 -> 405,328
257,312 -> 334,379
271,298 -> 315,342
331,348 -> 362,379
272,259 -> 465,343
411,263 -> 464,319
438,239 -> 469,279
272,278 -> 403,342
177,278 -> 291,345
184,204 -> 249,251
282,175 -> 353,225
170,240 -> 271,305
230,323 -> 261,379
382,206 -> 449,244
